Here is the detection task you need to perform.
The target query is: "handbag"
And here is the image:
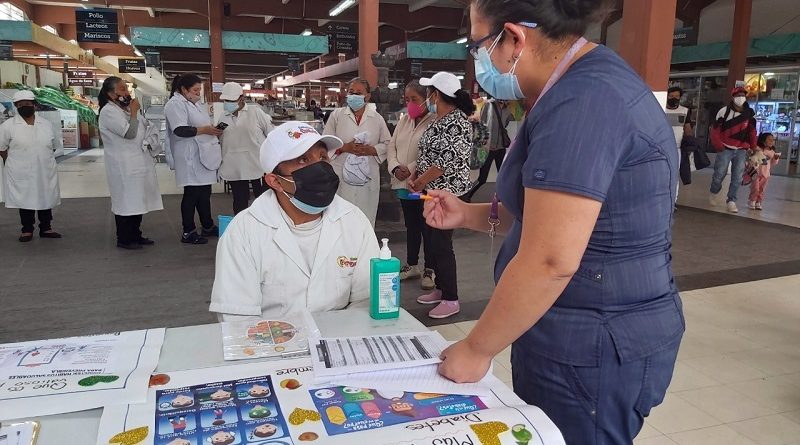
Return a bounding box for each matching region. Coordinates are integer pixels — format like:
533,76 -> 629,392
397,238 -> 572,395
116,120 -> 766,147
469,120 -> 490,170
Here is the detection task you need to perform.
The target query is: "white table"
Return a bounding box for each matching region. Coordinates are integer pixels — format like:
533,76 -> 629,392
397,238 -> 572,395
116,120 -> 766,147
10,307 -> 491,445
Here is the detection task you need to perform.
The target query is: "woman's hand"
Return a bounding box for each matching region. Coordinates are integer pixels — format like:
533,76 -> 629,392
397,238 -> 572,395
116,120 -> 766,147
198,125 -> 224,137
438,339 -> 493,383
423,189 -> 468,230
394,165 -> 411,181
352,144 -> 378,156
129,98 -> 140,116
340,141 -> 357,154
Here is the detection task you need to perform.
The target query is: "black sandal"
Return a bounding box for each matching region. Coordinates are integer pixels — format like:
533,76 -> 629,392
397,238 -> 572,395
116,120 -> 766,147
181,232 -> 208,245
40,230 -> 62,239
19,233 -> 33,243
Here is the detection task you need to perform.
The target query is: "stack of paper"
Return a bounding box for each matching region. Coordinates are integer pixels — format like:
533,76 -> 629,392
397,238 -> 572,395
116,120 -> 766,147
308,332 -> 493,396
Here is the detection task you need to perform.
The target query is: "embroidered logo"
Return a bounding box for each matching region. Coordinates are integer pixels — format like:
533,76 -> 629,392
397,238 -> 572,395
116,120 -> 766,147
287,126 -> 318,139
533,169 -> 547,180
337,256 -> 358,268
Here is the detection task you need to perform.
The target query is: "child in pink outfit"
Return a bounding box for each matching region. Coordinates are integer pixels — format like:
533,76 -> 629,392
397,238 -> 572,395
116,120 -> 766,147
748,132 -> 781,210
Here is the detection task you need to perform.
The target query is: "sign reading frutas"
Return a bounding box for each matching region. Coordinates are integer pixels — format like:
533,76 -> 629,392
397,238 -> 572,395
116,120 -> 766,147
75,9 -> 119,43
288,56 -> 301,73
118,58 -> 145,73
68,69 -> 95,87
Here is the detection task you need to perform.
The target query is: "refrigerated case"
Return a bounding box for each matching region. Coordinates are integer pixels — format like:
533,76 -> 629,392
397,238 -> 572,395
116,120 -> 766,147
670,67 -> 800,177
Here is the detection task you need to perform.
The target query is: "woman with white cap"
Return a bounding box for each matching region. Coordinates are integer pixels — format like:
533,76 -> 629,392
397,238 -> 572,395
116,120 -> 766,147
210,121 -> 379,320
322,77 -> 391,226
217,82 -> 274,214
408,71 -> 475,319
98,76 -> 164,250
0,90 -> 62,242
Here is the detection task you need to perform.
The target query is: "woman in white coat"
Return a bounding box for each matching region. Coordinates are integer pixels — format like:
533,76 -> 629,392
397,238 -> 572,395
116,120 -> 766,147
164,73 -> 223,245
217,82 -> 273,214
0,90 -> 62,242
98,77 -> 164,250
323,78 -> 391,226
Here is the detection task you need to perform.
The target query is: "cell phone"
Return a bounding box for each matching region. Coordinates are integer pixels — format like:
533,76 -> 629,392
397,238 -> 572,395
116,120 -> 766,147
215,122 -> 229,131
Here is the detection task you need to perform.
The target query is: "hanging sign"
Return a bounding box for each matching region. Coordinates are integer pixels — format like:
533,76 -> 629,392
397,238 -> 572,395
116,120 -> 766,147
75,9 -> 119,43
118,58 -> 146,73
326,22 -> 358,54
0,40 -> 12,61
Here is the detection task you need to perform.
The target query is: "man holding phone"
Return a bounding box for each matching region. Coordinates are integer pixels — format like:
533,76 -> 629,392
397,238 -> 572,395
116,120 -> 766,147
217,82 -> 275,214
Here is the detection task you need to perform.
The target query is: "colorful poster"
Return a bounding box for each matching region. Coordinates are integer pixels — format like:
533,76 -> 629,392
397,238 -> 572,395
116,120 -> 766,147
154,375 -> 293,445
310,386 -> 487,436
0,329 -> 165,418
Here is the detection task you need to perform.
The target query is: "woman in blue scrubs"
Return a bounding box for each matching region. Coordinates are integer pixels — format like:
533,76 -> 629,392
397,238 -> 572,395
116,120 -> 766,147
425,1 -> 685,443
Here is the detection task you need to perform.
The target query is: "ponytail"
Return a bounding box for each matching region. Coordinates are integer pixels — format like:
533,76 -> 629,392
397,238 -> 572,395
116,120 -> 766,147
170,73 -> 202,98
98,76 -> 123,112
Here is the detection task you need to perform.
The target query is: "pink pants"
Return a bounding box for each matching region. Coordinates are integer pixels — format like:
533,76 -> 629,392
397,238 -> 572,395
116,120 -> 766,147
749,175 -> 769,203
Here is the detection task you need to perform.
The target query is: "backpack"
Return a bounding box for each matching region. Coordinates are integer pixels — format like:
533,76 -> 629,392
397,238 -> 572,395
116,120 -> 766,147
469,120 -> 490,170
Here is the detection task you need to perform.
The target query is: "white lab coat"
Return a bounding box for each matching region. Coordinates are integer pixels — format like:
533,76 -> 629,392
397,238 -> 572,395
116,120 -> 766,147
323,104 -> 391,226
98,103 -> 164,216
0,115 -> 60,210
217,105 -> 273,181
164,94 -> 221,187
209,190 -> 380,320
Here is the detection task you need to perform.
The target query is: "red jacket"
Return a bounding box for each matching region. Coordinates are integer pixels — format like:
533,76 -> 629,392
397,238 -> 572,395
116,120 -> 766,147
717,105 -> 757,150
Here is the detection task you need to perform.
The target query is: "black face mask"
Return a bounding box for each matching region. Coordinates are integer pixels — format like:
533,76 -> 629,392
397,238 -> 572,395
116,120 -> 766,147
667,98 -> 680,109
16,106 -> 35,118
279,161 -> 340,211
117,96 -> 132,107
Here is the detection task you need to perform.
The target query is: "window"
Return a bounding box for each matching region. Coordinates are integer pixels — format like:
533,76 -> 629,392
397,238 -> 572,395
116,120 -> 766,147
42,25 -> 58,35
0,2 -> 26,21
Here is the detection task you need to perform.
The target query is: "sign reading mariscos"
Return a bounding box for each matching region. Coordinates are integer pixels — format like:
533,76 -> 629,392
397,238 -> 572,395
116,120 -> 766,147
75,9 -> 119,43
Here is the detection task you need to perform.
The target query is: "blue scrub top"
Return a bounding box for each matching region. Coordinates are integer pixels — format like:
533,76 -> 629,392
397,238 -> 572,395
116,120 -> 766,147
495,46 -> 685,367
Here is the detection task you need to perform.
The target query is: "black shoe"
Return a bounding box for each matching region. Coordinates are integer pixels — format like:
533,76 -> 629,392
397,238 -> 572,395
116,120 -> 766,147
136,237 -> 155,245
201,225 -> 219,237
19,233 -> 33,243
181,232 -> 208,245
117,242 -> 144,250
40,230 -> 62,239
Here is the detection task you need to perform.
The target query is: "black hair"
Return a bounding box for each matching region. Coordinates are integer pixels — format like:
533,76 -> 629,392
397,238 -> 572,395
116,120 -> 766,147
429,87 -> 477,116
170,73 -> 203,98
668,86 -> 683,96
405,80 -> 427,98
472,0 -> 614,41
757,132 -> 774,148
98,76 -> 123,111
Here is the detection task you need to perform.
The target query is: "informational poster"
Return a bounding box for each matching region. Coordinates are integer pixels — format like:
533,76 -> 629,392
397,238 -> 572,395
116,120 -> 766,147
0,329 -> 165,418
221,312 -> 319,361
97,359 -> 566,445
60,109 -> 79,149
310,385 -> 486,436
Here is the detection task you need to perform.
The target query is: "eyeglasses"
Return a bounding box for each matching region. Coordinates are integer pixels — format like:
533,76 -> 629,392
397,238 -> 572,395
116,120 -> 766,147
466,22 -> 538,60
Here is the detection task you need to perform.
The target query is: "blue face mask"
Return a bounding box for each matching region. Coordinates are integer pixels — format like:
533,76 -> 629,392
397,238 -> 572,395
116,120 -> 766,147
426,95 -> 437,114
223,101 -> 239,113
346,94 -> 365,111
284,193 -> 328,214
474,34 -> 526,100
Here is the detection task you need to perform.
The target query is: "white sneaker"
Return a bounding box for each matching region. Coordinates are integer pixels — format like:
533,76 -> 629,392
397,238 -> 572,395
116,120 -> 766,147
748,201 -> 757,210
727,201 -> 739,213
399,264 -> 421,281
755,202 -> 763,210
710,192 -> 723,206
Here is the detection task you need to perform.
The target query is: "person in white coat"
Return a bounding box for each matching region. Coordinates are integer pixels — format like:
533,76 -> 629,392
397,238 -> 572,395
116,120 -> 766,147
164,73 -> 223,245
323,78 -> 391,226
98,77 -> 164,250
217,82 -> 273,214
0,90 -> 62,242
209,121 -> 380,321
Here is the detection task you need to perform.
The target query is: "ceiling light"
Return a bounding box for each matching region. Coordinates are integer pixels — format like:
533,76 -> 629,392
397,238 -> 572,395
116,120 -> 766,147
310,79 -> 321,83
119,34 -> 131,46
764,72 -> 775,77
301,29 -> 312,36
329,0 -> 355,17
327,87 -> 341,92
456,75 -> 464,80
388,82 -> 398,89
134,49 -> 143,57
456,37 -> 467,44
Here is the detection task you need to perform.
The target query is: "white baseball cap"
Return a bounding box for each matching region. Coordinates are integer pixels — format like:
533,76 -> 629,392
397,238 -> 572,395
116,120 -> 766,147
220,82 -> 243,101
260,121 -> 343,173
12,90 -> 35,103
420,72 -> 461,98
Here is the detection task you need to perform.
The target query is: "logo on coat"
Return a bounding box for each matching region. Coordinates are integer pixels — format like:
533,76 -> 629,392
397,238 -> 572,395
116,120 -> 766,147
337,256 -> 358,268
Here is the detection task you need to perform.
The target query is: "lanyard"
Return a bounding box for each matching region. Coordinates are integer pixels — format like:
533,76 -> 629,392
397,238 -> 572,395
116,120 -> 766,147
489,37 -> 589,250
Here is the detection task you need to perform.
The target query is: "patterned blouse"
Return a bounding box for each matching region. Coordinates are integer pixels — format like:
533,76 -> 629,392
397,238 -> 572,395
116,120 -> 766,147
415,109 -> 473,196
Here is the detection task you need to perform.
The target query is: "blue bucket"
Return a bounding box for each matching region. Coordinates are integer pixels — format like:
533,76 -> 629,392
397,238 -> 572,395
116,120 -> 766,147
218,215 -> 234,237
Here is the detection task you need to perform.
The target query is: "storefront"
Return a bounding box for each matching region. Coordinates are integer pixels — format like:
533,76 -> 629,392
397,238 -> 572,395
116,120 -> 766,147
670,66 -> 800,177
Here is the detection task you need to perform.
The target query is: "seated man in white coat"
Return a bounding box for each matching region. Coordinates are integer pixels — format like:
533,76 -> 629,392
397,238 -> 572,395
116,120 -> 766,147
210,121 -> 380,321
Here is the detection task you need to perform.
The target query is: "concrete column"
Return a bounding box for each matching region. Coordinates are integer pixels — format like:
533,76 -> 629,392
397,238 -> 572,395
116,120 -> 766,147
727,0 -> 752,92
208,0 -> 225,96
618,0 -> 677,91
358,0 -> 379,88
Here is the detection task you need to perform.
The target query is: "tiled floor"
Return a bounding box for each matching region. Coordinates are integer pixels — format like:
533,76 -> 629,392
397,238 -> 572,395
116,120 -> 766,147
429,275 -> 800,445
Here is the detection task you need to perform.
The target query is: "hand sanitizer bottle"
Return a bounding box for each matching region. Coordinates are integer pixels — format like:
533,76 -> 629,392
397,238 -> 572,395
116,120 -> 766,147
370,238 -> 401,319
